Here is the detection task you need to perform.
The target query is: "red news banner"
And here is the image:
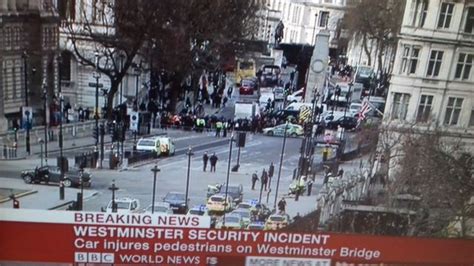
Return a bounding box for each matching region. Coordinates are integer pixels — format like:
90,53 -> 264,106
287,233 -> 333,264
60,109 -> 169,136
0,209 -> 473,266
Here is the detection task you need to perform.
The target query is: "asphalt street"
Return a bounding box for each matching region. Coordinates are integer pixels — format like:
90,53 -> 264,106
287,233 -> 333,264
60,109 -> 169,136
81,133 -> 319,214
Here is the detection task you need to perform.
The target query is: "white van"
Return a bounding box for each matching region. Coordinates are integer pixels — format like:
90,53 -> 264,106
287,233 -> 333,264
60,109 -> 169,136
136,137 -> 176,156
136,138 -> 161,155
157,137 -> 176,156
286,89 -> 304,103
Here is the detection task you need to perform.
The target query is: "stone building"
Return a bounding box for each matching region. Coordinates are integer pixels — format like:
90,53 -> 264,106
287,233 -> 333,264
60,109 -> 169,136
0,0 -> 59,131
384,0 -> 474,148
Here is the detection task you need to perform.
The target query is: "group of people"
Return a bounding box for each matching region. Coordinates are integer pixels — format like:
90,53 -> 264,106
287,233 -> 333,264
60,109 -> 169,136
202,152 -> 219,172
251,162 -> 274,191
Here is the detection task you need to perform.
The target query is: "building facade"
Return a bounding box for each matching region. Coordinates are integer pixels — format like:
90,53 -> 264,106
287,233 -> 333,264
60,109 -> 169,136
384,0 -> 474,146
58,0 -> 147,113
266,0 -> 348,55
0,0 -> 59,131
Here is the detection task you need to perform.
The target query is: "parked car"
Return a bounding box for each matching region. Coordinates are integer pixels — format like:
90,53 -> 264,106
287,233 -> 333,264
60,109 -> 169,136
236,201 -> 254,210
264,213 -> 291,230
215,214 -> 245,229
21,165 -> 92,187
246,221 -> 265,230
207,194 -> 234,214
326,116 -> 358,130
163,192 -> 188,214
187,205 -> 217,228
267,110 -> 299,121
145,202 -> 173,214
218,183 -> 243,204
231,208 -> 252,227
262,123 -> 303,137
105,197 -> 141,214
239,79 -> 257,95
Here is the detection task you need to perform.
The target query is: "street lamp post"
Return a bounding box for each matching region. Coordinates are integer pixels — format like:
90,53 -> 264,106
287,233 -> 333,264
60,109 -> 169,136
134,64 -> 142,111
94,52 -> 101,148
77,169 -> 84,211
273,121 -> 289,210
42,82 -> 48,165
185,147 -> 194,212
22,51 -> 31,155
108,180 -> 119,213
150,165 -> 160,214
223,136 -> 234,227
57,55 -> 65,200
38,138 -> 44,167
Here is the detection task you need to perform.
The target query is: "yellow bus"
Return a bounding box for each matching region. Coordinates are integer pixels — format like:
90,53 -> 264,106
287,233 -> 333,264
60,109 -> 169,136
235,58 -> 256,84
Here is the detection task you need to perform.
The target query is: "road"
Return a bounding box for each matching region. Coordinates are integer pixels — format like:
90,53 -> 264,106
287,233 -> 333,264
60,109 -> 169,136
81,133 -> 320,215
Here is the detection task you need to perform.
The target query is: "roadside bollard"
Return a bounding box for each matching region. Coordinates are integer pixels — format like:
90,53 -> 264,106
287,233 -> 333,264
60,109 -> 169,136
10,195 -> 20,209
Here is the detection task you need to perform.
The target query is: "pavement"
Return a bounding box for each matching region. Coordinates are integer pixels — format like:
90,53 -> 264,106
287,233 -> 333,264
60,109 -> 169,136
0,177 -> 98,210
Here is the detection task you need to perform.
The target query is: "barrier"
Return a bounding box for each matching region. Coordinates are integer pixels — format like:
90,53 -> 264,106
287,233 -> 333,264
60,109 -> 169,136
2,145 -> 17,159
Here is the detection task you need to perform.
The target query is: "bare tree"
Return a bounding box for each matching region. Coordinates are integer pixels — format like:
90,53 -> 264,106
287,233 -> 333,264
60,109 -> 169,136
63,0 -> 259,118
345,0 -> 405,71
387,128 -> 473,238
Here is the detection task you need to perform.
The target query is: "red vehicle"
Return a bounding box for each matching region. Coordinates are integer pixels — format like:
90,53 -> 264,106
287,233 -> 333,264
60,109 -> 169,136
239,79 -> 257,95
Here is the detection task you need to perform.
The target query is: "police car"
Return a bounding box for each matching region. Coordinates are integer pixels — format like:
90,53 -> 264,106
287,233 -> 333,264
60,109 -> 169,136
206,194 -> 234,214
264,213 -> 291,230
246,221 -> 265,230
187,205 -> 210,216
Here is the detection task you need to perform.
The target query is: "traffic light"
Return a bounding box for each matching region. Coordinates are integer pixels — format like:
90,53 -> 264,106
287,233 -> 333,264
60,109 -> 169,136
99,124 -> 105,136
93,127 -> 99,141
112,124 -> 118,142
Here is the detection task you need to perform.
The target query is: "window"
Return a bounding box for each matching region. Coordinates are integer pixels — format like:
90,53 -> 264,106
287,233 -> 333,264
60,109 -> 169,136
469,109 -> 474,127
319,11 -> 329,27
437,2 -> 454,29
400,45 -> 420,74
465,7 -> 474,33
444,97 -> 463,125
410,0 -> 428,27
455,53 -> 473,80
391,93 -> 411,120
416,95 -> 433,122
426,50 -> 443,77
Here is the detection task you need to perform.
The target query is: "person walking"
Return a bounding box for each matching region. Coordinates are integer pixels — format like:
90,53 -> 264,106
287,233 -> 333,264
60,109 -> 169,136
202,152 -> 209,172
261,168 -> 268,191
307,178 -> 313,196
209,153 -> 218,172
278,198 -> 286,213
251,171 -> 259,190
268,162 -> 274,179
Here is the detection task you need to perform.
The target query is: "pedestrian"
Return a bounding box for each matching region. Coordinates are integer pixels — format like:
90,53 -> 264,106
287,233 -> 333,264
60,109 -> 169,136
227,86 -> 233,98
215,120 -> 222,137
222,121 -> 228,137
293,212 -> 301,222
261,168 -> 268,191
209,153 -> 218,172
203,152 -> 209,172
251,171 -> 259,190
268,162 -> 274,179
307,178 -> 313,196
338,168 -> 344,178
278,198 -> 286,213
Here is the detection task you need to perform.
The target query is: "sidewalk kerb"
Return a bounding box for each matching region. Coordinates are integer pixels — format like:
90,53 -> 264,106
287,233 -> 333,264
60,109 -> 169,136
0,190 -> 38,203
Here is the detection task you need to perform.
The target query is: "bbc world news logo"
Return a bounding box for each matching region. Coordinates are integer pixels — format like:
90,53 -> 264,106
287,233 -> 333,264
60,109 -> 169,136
75,252 -> 114,263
